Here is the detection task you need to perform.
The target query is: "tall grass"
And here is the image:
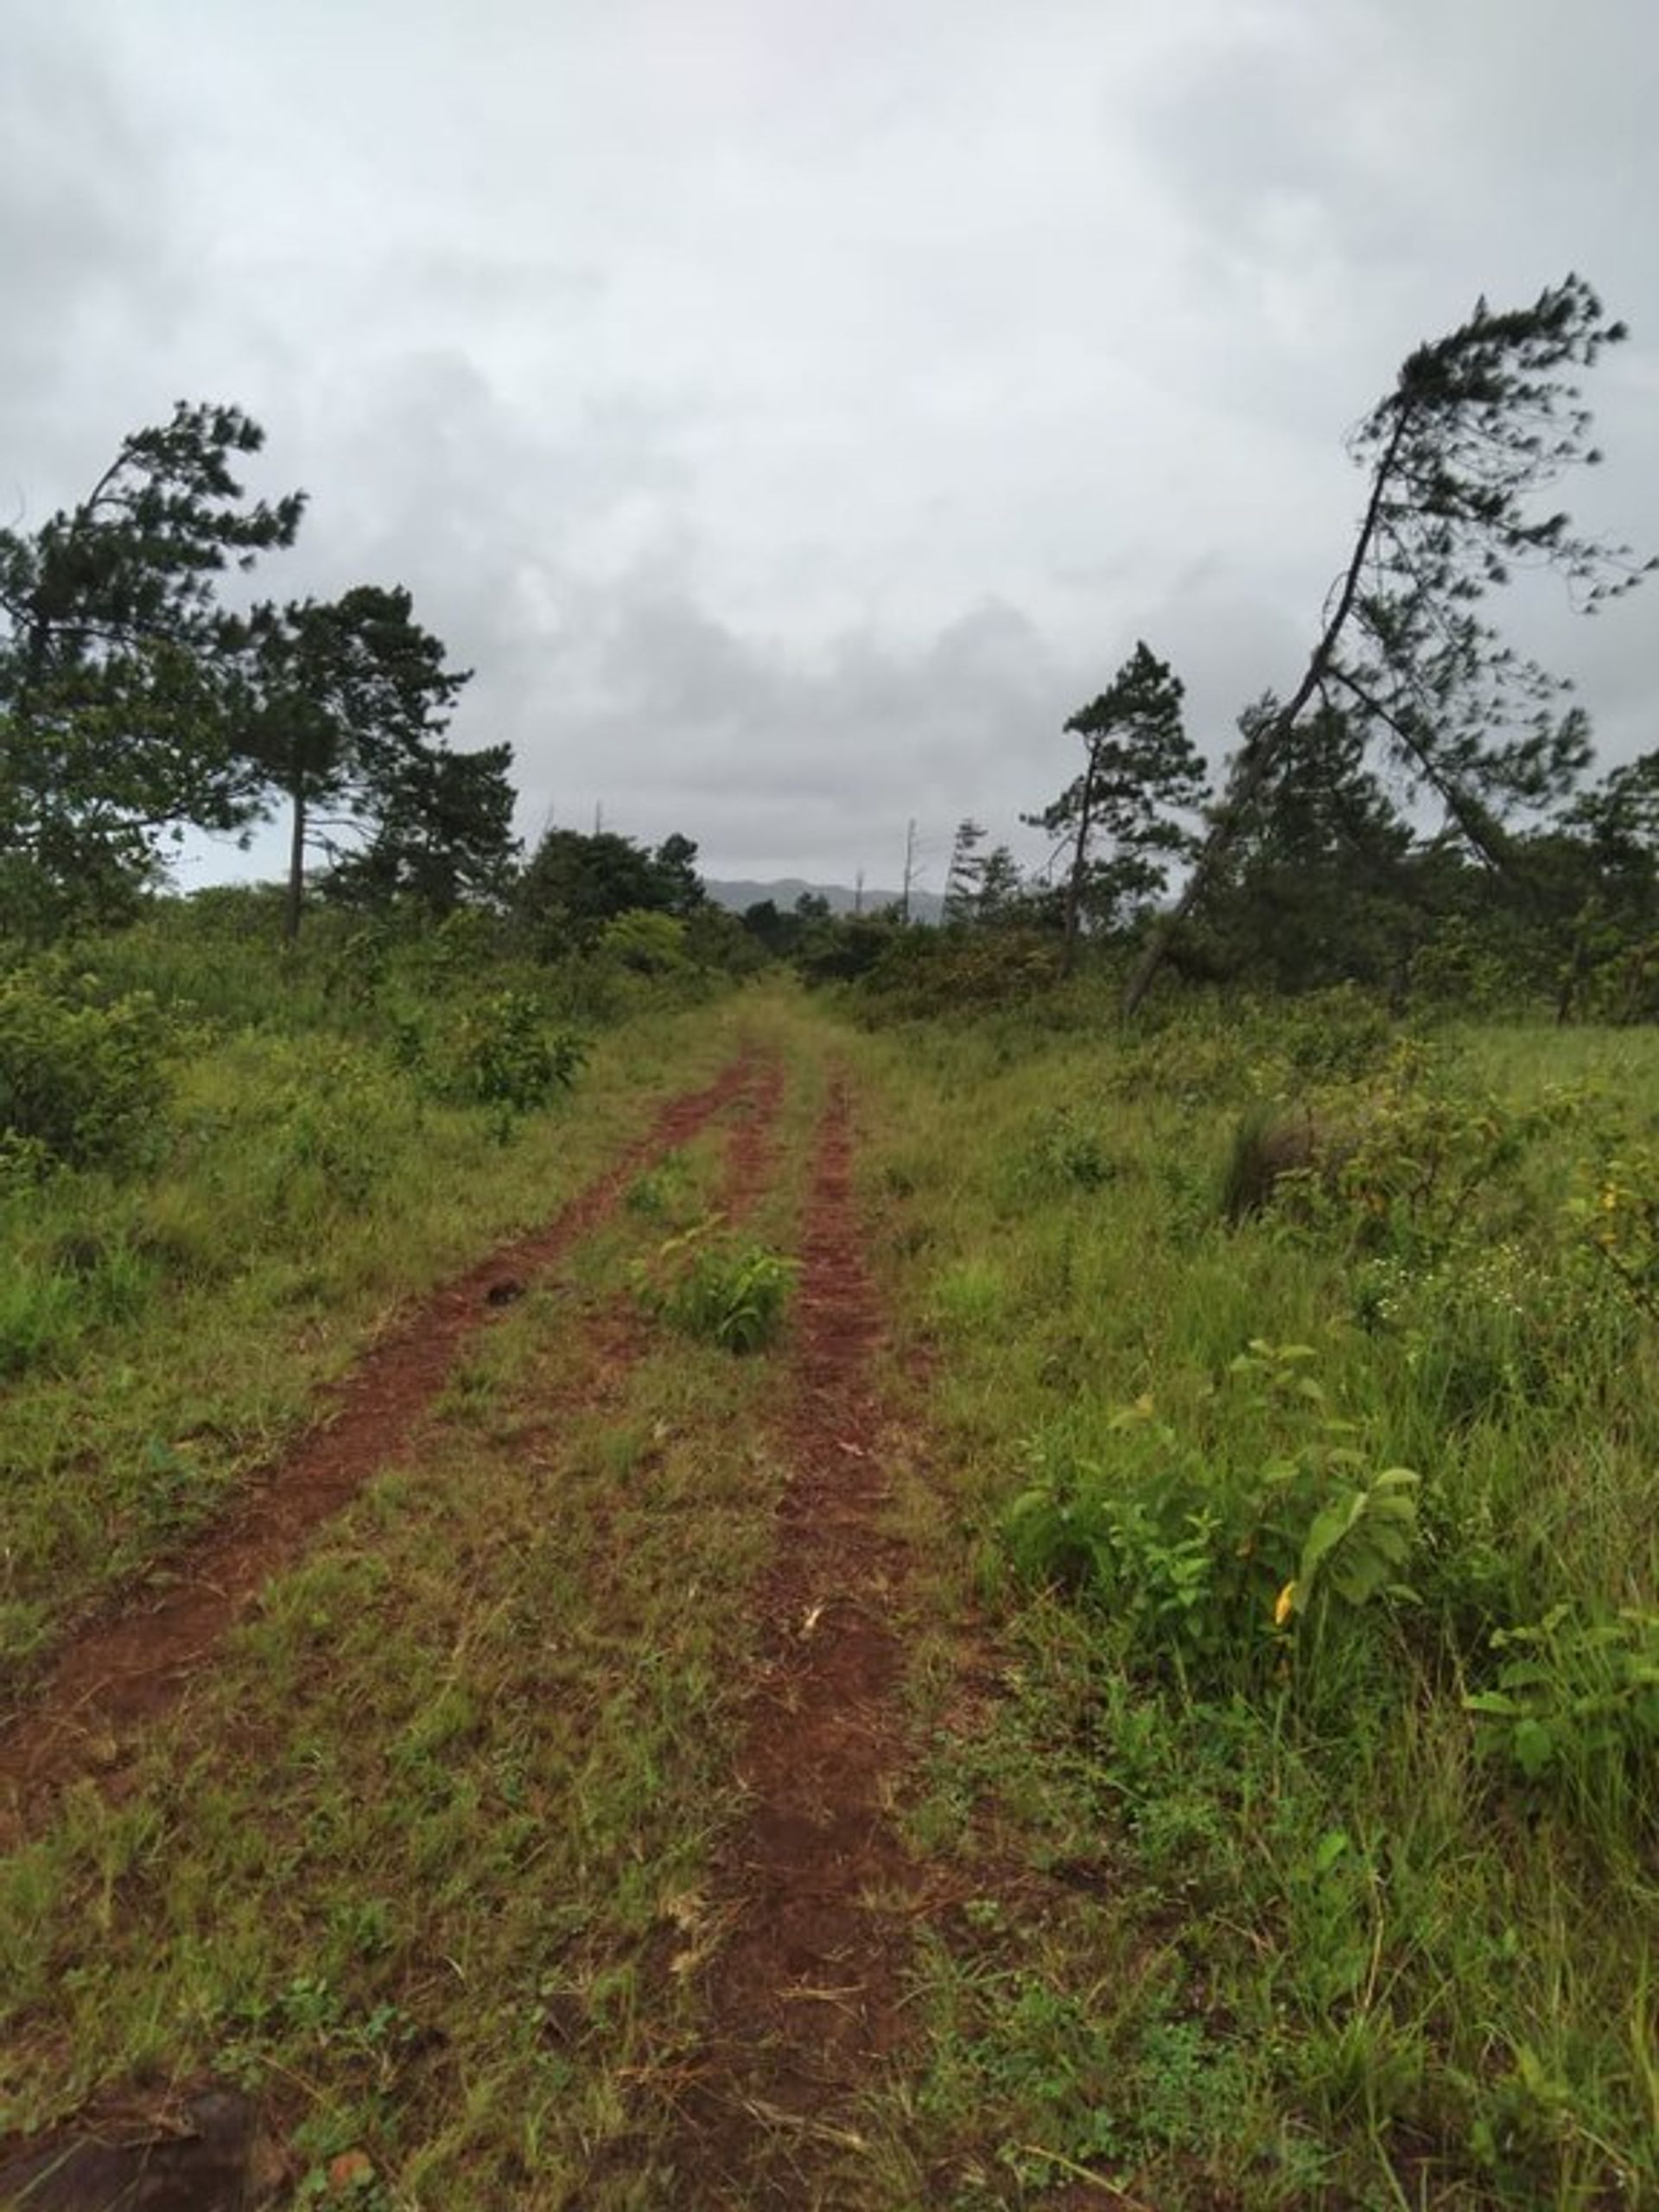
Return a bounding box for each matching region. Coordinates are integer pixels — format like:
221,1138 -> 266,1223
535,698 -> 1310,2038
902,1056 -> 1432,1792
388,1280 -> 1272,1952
854,988 -> 1659,2207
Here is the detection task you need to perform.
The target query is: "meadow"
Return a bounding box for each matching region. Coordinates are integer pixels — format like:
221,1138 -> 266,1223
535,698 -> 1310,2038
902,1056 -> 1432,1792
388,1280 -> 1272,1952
2,913 -> 1656,2209
849,981 -> 1659,2208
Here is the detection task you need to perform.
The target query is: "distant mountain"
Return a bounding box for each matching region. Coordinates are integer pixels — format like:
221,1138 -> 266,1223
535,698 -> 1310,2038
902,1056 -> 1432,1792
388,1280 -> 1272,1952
703,876 -> 943,924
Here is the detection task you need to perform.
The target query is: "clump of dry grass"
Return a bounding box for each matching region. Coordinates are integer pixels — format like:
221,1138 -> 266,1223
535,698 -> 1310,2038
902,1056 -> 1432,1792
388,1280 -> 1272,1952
1219,1103 -> 1321,1223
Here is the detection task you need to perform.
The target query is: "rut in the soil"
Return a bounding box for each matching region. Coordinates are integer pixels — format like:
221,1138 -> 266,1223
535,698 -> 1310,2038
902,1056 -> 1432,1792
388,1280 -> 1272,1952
676,1068 -> 922,2209
0,1050 -> 775,1844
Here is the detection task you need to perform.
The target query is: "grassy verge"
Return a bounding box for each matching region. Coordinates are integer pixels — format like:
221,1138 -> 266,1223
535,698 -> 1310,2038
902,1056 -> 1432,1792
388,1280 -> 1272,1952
847,994 -> 1659,2209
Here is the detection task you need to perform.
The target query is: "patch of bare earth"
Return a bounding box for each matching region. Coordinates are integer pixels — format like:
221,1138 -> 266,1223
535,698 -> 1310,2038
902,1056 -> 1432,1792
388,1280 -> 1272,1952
0,1050 -> 769,1847
672,1068 -> 926,2209
719,1048 -> 785,1221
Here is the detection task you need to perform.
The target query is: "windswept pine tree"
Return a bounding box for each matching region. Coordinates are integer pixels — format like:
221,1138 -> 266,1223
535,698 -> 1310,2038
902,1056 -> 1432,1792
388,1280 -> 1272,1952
0,403 -> 305,925
1125,276 -> 1654,1014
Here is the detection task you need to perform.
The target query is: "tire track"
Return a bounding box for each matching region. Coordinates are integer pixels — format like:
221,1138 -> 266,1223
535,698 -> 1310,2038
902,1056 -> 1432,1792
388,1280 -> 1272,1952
0,1050 -> 774,1846
674,1066 -> 923,2209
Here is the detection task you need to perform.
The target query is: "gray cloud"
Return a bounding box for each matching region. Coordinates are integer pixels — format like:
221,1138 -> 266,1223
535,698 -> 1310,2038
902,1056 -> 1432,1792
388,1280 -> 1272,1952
6,0 -> 1656,885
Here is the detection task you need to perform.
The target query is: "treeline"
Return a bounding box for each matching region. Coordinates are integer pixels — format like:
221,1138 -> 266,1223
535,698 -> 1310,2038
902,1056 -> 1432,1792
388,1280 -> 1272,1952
6,274 -> 1654,1022
791,276 -> 1659,1023
798,653 -> 1659,1024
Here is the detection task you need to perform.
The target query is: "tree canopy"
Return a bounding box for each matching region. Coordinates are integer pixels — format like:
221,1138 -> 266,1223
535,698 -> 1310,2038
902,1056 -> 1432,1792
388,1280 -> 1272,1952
0,403 -> 304,924
1125,276 -> 1653,1014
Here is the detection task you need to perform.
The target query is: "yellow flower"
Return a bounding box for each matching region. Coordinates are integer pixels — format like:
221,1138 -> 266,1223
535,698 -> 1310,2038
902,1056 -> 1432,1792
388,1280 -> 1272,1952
1274,1580 -> 1298,1629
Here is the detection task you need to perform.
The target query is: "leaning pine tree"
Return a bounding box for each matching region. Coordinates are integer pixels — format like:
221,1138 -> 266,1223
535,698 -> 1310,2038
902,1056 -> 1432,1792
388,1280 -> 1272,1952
1123,275 -> 1654,1016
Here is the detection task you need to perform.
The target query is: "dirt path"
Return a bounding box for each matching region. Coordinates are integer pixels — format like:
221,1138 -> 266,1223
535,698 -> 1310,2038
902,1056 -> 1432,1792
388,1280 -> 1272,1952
0,1051 -> 772,1846
674,1067 -> 925,2209
720,1048 -> 785,1219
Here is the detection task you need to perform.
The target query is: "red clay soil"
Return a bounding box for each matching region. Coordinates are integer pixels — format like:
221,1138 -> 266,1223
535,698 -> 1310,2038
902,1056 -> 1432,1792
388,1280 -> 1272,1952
0,1050 -> 770,1847
720,1049 -> 785,1222
673,1068 -> 923,2209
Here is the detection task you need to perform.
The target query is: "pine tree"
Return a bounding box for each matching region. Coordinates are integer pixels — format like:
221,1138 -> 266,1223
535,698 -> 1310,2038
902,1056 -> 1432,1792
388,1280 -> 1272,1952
1125,276 -> 1653,1014
234,586 -> 473,940
1027,641 -> 1207,976
0,402 -> 305,923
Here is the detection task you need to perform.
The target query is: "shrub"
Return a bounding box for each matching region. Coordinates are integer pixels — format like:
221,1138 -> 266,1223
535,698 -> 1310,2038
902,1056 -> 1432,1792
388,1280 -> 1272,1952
455,992 -> 586,1125
0,967 -> 168,1172
1003,1344 -> 1420,1700
852,929 -> 1058,1016
639,1223 -> 797,1352
598,909 -> 690,976
1230,1046 -> 1590,1261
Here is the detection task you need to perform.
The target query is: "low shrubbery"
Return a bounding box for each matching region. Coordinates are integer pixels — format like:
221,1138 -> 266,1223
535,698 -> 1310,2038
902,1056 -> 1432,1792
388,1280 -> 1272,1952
0,963 -> 170,1173
635,1219 -> 797,1352
855,988 -> 1659,2203
1005,1343 -> 1421,1703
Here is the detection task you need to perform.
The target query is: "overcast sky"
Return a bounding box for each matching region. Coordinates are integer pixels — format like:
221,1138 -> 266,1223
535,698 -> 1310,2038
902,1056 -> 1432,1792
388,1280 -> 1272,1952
5,0 -> 1656,893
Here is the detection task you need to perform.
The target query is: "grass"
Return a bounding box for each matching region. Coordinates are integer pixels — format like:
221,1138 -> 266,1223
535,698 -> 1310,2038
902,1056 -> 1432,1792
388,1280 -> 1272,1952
0,990 -> 750,1679
8,950 -> 1659,2207
0,1011 -> 832,2205
842,991 -> 1659,2208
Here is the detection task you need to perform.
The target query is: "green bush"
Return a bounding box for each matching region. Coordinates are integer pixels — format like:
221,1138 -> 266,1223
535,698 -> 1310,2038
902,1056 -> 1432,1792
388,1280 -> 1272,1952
0,967 -> 169,1172
455,991 -> 586,1124
260,1044 -> 419,1217
639,1224 -> 797,1352
852,928 -> 1060,1015
1003,1344 -> 1420,1700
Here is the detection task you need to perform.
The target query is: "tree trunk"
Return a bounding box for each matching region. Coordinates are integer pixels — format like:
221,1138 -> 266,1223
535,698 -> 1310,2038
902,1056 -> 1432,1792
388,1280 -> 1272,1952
1059,749 -> 1099,980
283,772 -> 307,944
1122,402 -> 1414,1020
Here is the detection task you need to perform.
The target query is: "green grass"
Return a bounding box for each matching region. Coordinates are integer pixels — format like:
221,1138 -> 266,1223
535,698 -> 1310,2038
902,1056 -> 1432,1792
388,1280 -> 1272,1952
8,951 -> 1659,2208
0,1019 -> 833,2204
843,995 -> 1659,2209
0,1004 -> 755,1676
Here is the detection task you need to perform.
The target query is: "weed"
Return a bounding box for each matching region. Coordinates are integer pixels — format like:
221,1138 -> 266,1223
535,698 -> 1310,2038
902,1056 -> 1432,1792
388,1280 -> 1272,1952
638,1220 -> 798,1352
625,1152 -> 692,1221
1003,1347 -> 1419,1700
1465,1604 -> 1659,1805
